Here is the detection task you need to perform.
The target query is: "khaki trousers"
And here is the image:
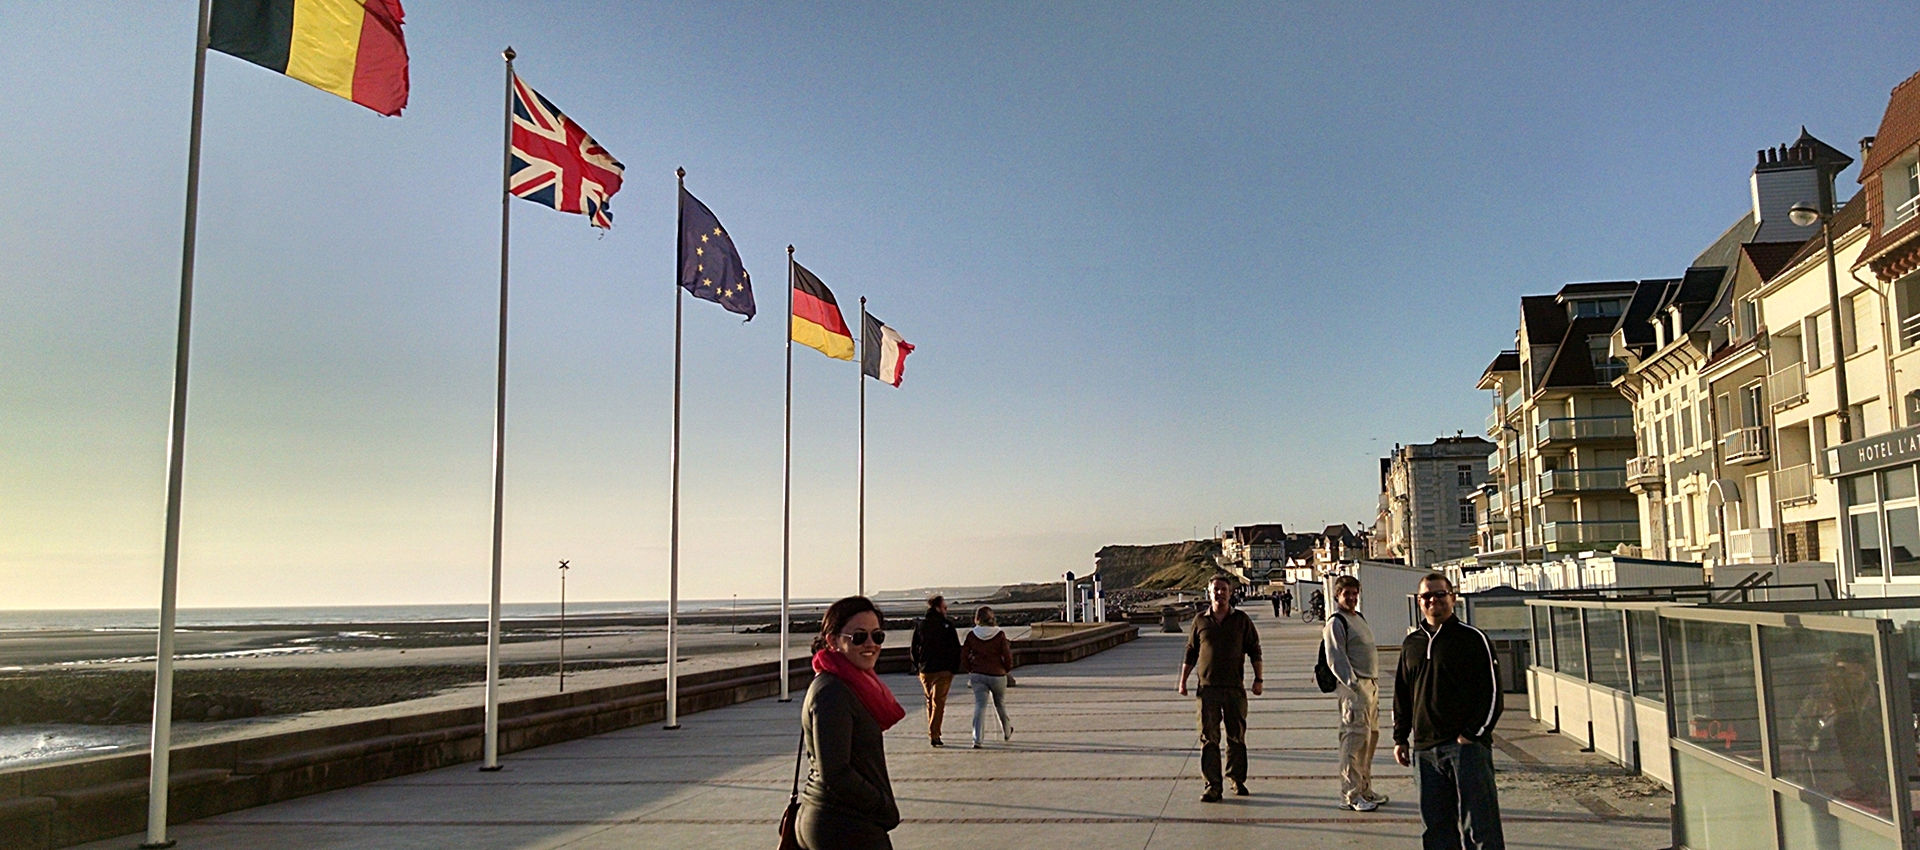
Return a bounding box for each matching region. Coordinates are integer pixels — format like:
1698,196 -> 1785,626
918,671 -> 954,741
1338,677 -> 1381,805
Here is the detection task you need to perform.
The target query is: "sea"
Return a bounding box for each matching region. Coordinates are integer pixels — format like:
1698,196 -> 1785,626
0,598 -> 832,633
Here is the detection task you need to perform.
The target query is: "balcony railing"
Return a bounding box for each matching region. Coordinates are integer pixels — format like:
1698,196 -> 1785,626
1769,362 -> 1807,409
1722,426 -> 1770,465
1901,309 -> 1920,350
1625,456 -> 1662,486
1487,491 -> 1504,513
1777,463 -> 1816,506
1486,408 -> 1504,436
1534,415 -> 1634,445
1725,528 -> 1776,563
1897,192 -> 1920,227
1592,360 -> 1627,382
1537,467 -> 1629,495
1507,485 -> 1523,506
1541,520 -> 1638,549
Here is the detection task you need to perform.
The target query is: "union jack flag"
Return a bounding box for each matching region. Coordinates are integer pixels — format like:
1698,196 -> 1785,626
509,71 -> 624,229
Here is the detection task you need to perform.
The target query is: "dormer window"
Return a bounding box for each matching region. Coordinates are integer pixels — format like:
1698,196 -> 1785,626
1887,154 -> 1920,226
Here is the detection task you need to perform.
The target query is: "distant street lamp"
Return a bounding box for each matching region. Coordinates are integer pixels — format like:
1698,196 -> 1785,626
558,559 -> 570,693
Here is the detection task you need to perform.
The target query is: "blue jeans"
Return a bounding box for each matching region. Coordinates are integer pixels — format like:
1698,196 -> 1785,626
1415,740 -> 1505,850
970,673 -> 1009,744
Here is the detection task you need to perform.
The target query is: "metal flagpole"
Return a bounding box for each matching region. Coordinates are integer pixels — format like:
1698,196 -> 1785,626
666,168 -> 686,729
858,297 -> 867,597
481,46 -> 517,772
144,2 -> 213,845
780,247 -> 795,702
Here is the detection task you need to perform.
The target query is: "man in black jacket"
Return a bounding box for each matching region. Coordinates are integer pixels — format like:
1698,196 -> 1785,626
910,595 -> 963,747
1393,572 -> 1505,850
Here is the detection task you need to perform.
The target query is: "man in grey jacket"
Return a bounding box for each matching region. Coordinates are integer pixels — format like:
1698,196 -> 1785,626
1324,575 -> 1387,811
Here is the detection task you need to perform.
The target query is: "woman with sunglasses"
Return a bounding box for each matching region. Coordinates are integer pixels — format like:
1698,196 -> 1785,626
799,596 -> 906,850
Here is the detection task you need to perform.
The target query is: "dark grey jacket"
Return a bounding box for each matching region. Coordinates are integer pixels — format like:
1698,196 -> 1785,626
800,672 -> 899,833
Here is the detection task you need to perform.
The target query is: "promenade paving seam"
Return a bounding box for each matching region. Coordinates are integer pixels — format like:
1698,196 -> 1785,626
79,607 -> 1672,849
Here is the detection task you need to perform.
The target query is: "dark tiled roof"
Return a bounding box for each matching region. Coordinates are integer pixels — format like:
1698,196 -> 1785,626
1539,315 -> 1620,388
1232,524 -> 1287,546
1554,280 -> 1640,298
1617,278 -> 1676,352
1742,242 -> 1805,281
1481,349 -> 1519,378
1859,69 -> 1920,179
1519,295 -> 1567,346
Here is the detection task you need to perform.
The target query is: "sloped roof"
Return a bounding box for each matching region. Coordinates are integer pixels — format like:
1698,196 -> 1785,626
1519,295 -> 1567,347
1231,524 -> 1287,546
1617,278 -> 1676,353
1742,241 -> 1805,281
1778,186 -> 1868,275
1860,69 -> 1920,179
1539,315 -> 1620,388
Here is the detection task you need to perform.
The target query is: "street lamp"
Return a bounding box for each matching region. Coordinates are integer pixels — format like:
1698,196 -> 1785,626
1785,131 -> 1857,443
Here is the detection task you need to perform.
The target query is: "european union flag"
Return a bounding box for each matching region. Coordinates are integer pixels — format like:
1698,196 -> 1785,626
678,187 -> 755,319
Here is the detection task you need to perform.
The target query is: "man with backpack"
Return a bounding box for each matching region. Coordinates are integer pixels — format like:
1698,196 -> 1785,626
1322,575 -> 1386,811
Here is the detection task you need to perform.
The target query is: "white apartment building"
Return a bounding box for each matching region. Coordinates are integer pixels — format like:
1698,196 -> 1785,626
1376,436 -> 1494,569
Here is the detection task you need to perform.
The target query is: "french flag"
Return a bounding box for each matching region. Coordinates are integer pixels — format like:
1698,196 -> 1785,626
861,313 -> 915,387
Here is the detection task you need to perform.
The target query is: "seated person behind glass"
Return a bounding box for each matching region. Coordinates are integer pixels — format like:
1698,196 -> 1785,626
1789,647 -> 1887,810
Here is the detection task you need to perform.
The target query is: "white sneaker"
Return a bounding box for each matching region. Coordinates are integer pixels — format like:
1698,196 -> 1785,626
1342,798 -> 1379,812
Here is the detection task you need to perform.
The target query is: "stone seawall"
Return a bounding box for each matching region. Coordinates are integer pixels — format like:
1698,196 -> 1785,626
0,623 -> 1135,850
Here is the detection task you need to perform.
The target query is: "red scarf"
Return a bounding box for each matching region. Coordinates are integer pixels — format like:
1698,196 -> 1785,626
812,649 -> 905,731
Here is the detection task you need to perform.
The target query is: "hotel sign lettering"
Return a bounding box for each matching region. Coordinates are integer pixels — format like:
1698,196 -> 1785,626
1830,425 -> 1920,477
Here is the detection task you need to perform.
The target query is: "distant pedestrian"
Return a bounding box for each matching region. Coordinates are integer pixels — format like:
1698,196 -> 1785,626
799,596 -> 905,850
1177,574 -> 1264,802
1279,586 -> 1293,617
961,606 -> 1014,748
1393,572 -> 1505,850
910,595 -> 963,747
1322,575 -> 1387,811
1270,593 -> 1281,617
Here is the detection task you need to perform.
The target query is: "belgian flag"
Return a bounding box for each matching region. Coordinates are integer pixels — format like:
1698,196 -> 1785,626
790,261 -> 854,361
209,0 -> 410,116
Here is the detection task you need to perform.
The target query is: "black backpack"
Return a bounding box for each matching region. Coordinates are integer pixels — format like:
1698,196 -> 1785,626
1313,612 -> 1347,693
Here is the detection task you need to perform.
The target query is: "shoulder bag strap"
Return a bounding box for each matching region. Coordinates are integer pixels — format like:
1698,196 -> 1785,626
789,729 -> 805,803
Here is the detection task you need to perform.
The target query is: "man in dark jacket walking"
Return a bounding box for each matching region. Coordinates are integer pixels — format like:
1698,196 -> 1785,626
1393,572 -> 1505,850
910,595 -> 963,747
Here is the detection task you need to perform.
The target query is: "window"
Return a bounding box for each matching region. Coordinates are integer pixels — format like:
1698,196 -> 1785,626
1804,314 -> 1826,370
1840,293 -> 1860,358
1459,503 -> 1475,526
1735,298 -> 1759,339
1897,273 -> 1920,349
1458,465 -> 1473,486
1741,383 -> 1764,428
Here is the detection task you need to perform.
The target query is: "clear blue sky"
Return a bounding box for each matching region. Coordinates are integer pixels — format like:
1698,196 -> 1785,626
5,1 -> 1918,609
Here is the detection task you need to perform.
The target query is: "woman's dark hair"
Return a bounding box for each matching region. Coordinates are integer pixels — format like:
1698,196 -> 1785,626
813,595 -> 883,653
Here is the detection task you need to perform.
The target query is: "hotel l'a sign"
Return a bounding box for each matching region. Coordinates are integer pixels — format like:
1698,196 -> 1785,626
1827,424 -> 1920,478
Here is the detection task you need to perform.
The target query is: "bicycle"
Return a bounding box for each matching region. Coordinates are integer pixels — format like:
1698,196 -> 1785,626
1299,589 -> 1324,624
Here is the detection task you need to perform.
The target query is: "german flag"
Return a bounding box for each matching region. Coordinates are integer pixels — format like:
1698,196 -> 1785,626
209,0 -> 409,116
790,261 -> 854,361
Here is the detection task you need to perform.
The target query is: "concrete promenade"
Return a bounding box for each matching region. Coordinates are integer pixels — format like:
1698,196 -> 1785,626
82,606 -> 1671,848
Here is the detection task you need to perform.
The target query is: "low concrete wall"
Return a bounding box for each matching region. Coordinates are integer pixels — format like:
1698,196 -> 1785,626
0,623 -> 1134,850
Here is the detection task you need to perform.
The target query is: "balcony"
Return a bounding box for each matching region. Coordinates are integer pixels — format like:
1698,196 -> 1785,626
1592,360 -> 1627,382
1769,362 -> 1807,409
1537,467 -> 1628,495
1778,463 -> 1816,506
1541,520 -> 1638,550
1533,415 -> 1634,446
1722,426 -> 1770,465
1486,491 -> 1504,513
1485,407 -> 1505,436
1725,527 -> 1776,563
1901,308 -> 1920,350
1625,456 -> 1663,488
1897,191 -> 1920,228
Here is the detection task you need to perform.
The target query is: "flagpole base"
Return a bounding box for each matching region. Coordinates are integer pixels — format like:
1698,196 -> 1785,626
478,764 -> 504,772
663,724 -> 682,731
140,841 -> 178,849
777,698 -> 792,703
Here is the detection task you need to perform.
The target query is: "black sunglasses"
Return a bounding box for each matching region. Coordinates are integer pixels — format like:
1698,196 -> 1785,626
1418,591 -> 1453,602
841,629 -> 886,646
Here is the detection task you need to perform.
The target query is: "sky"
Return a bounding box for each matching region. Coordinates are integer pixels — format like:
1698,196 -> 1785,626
5,1 -> 1920,611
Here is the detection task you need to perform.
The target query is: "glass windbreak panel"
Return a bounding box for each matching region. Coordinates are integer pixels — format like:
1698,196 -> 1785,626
1467,600 -> 1529,635
1583,609 -> 1630,691
1532,605 -> 1554,671
1627,609 -> 1665,701
1778,792 -> 1898,850
1674,751 -> 1775,850
1885,506 -> 1920,577
1852,512 -> 1883,578
1880,467 -> 1916,501
1667,618 -> 1762,767
1551,607 -> 1586,679
1761,626 -> 1892,820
